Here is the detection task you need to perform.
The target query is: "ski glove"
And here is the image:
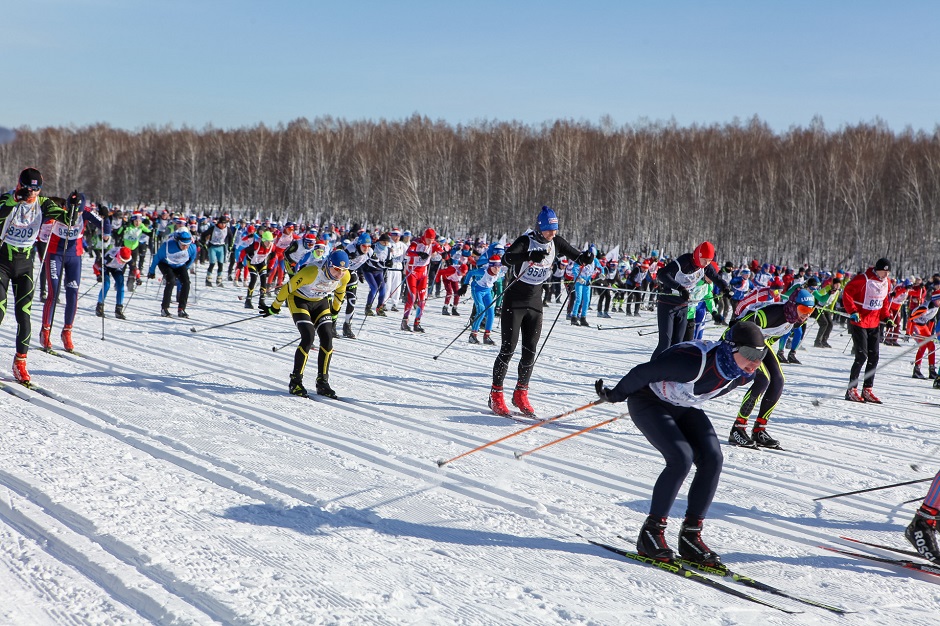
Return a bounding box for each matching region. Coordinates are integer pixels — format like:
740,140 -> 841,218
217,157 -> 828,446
711,310 -> 724,324
259,304 -> 280,317
676,286 -> 690,301
884,318 -> 896,328
849,312 -> 860,322
147,273 -> 156,280
416,251 -> 430,260
458,284 -> 468,296
528,249 -> 549,263
594,379 -> 612,402
575,251 -> 594,265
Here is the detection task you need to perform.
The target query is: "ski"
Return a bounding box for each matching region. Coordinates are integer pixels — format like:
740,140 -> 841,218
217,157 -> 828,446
615,536 -> 851,613
821,545 -> 940,578
580,536 -> 801,613
839,536 -> 923,560
0,377 -> 64,403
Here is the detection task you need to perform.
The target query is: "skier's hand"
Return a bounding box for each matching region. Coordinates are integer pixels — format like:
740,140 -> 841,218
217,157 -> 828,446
884,318 -> 896,328
259,304 -> 279,317
147,273 -> 155,280
594,379 -> 611,402
528,249 -> 549,263
711,310 -> 724,324
676,286 -> 690,301
849,312 -> 860,323
13,188 -> 31,201
417,251 -> 429,260
458,284 -> 468,296
575,251 -> 594,265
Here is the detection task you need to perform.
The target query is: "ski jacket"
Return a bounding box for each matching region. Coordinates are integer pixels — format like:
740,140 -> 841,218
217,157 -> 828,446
149,239 -> 197,272
842,268 -> 892,329
502,230 -> 582,310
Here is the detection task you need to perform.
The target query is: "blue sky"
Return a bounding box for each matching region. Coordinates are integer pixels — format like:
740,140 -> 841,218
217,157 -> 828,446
5,0 -> 938,133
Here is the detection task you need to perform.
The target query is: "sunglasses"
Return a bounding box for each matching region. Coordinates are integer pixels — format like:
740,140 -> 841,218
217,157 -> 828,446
734,344 -> 767,362
796,304 -> 815,316
24,184 -> 41,192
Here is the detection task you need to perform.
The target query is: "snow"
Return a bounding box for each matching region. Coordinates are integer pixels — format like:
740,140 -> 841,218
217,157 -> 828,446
1,265 -> 939,625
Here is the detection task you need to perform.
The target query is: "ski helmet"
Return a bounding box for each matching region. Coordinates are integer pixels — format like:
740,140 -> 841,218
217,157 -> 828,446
18,167 -> 42,190
327,249 -> 349,269
356,232 -> 372,247
537,205 -> 558,232
175,229 -> 193,245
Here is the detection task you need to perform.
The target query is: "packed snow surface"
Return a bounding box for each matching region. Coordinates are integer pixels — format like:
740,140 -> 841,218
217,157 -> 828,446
1,267 -> 938,625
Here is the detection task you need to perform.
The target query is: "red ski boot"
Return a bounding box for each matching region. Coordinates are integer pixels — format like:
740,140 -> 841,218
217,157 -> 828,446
12,353 -> 30,385
61,326 -> 74,352
511,385 -> 537,417
488,386 -> 511,417
40,326 -> 52,350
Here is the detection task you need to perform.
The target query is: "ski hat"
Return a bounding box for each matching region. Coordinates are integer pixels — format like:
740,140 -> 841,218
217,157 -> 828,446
727,321 -> 767,361
119,246 -> 133,262
390,229 -> 401,236
327,249 -> 349,268
175,230 -> 193,245
377,233 -> 391,243
261,230 -> 274,243
650,250 -> 660,258
874,258 -> 891,272
246,224 -> 256,234
488,254 -> 502,267
423,227 -> 436,241
692,241 -> 715,268
791,288 -> 815,308
356,232 -> 372,247
18,167 -> 42,190
537,205 -> 559,232
302,232 -> 317,249
403,230 -> 412,237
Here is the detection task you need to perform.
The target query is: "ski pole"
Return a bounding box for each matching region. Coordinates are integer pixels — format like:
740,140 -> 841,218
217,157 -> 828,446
514,415 -> 621,460
273,336 -> 300,352
638,328 -> 658,336
813,477 -> 934,501
435,399 -> 603,467
189,313 -> 261,333
596,322 -> 658,331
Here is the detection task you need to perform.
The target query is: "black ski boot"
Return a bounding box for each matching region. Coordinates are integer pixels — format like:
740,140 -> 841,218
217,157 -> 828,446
579,317 -> 590,327
115,305 -> 127,320
728,423 -> 755,447
637,515 -> 674,561
401,318 -> 413,332
752,427 -> 781,449
483,332 -> 495,346
914,366 -> 927,379
161,307 -> 172,317
95,302 -> 106,318
244,297 -> 253,309
342,322 -> 357,339
906,506 -> 940,563
442,305 -> 451,316
289,374 -> 308,398
570,316 -> 579,326
413,320 -> 425,333
787,350 -> 801,365
468,332 -> 480,344
316,377 -> 338,399
450,306 -> 460,316
678,518 -> 722,567
177,309 -> 189,318
930,366 -> 938,379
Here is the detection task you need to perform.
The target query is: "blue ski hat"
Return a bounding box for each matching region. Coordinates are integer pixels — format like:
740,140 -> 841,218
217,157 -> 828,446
791,288 -> 815,308
356,232 -> 372,247
327,249 -> 349,268
537,205 -> 559,232
175,229 -> 193,245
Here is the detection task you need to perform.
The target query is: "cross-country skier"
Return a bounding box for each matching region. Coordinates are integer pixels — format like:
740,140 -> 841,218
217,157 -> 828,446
148,229 -> 197,318
842,257 -> 893,403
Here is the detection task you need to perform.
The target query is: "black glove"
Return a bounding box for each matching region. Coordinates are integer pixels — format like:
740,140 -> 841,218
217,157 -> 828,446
721,287 -> 732,298
884,318 -> 896,328
676,286 -> 690,301
417,251 -> 430,260
575,251 -> 594,265
711,310 -> 724,324
147,273 -> 155,280
458,284 -> 468,296
595,379 -> 611,402
528,249 -> 549,263
259,304 -> 280,317
385,259 -> 393,268
13,188 -> 30,201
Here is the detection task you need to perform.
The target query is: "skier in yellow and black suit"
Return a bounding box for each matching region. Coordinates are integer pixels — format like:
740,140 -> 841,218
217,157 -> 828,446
260,248 -> 350,399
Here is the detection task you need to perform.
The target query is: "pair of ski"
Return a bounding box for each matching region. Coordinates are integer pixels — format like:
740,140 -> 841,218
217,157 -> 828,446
824,536 -> 940,578
581,535 -> 851,614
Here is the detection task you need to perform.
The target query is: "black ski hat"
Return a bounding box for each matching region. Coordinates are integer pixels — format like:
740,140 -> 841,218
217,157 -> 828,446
18,167 -> 42,189
728,321 -> 767,354
874,258 -> 890,272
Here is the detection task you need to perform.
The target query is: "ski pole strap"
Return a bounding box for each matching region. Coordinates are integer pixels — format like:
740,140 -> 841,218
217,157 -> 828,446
436,399 -> 603,467
813,476 -> 934,501
514,415 -> 621,460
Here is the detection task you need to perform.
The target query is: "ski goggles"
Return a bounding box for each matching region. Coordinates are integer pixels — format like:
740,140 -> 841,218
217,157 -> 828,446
796,304 -> 815,317
23,184 -> 41,192
734,344 -> 767,362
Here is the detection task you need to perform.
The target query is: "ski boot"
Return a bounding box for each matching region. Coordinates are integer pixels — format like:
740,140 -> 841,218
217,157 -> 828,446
786,350 -> 801,365
728,423 -> 755,447
483,332 -> 495,346
579,317 -> 590,327
342,322 -> 357,339
375,305 -> 387,317
244,297 -> 253,309
488,386 -> 511,417
401,318 -> 413,332
570,316 -> 579,326
177,309 -> 189,318
914,366 -> 927,379
906,505 -> 940,563
365,307 -> 374,317
95,302 -> 106,318
413,320 -> 425,333
115,305 -> 127,320
930,366 -> 938,380
205,278 -> 213,287
289,374 -> 308,398
468,332 -> 480,344
216,276 -> 223,287
751,427 -> 781,449
161,307 -> 172,318
678,518 -> 722,567
637,516 -> 674,561
450,306 -> 460,316
845,387 -> 865,402
861,388 -> 882,404
511,385 -> 536,417
12,353 -> 30,385
776,350 -> 786,363
315,377 -> 337,399
442,305 -> 451,316
60,326 -> 74,352
40,326 -> 53,351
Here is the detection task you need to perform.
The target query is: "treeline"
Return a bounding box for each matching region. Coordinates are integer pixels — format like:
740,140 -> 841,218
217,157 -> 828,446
1,115 -> 938,276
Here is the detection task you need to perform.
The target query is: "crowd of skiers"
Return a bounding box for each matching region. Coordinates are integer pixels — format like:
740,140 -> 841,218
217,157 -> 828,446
4,167 -> 940,570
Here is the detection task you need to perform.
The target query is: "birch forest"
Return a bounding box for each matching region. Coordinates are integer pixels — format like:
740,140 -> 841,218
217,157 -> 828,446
1,115 -> 937,276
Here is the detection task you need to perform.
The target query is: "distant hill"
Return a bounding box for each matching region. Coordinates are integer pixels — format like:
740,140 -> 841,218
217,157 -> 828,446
0,126 -> 15,144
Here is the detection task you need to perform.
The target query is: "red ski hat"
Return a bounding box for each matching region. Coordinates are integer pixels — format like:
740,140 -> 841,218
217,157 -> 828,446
693,241 -> 715,268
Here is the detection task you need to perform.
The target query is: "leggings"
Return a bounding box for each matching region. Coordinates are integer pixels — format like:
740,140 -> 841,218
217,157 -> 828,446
492,306 -> 543,389
288,296 -> 334,381
471,289 -> 495,332
628,391 -> 723,520
0,248 -> 36,353
653,303 -> 689,359
363,269 -> 386,308
42,253 -> 82,328
343,272 -> 360,323
849,324 -> 881,389
735,346 -> 784,427
159,262 -> 191,310
98,267 -> 127,306
572,282 -> 592,317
